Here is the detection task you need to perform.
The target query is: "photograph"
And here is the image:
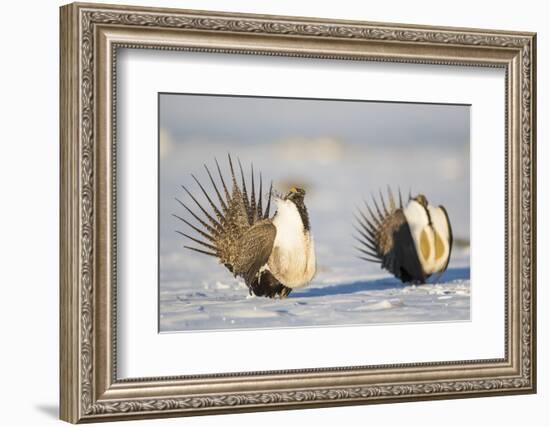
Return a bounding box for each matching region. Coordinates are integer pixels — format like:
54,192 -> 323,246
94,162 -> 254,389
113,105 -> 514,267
159,93 -> 470,332
57,3 -> 536,422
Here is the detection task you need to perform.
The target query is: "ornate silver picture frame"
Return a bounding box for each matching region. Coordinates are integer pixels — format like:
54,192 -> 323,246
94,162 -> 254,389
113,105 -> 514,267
60,2 -> 536,423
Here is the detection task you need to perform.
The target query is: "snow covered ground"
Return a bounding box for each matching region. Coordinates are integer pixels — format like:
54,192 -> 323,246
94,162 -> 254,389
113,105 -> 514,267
158,95 -> 470,332
160,257 -> 470,332
160,241 -> 469,332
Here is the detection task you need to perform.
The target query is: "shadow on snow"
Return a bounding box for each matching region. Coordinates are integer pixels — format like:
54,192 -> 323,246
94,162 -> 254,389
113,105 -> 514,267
292,267 -> 470,298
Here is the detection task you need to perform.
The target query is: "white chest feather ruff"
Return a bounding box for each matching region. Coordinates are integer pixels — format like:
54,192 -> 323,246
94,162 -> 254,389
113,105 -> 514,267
268,199 -> 316,288
404,200 -> 451,276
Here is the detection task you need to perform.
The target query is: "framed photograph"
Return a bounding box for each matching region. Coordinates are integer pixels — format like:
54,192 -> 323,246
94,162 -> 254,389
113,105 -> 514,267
60,2 -> 537,423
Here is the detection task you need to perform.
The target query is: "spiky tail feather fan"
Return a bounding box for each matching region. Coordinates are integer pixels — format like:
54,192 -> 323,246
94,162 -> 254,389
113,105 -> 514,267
354,187 -> 403,261
353,187 -> 427,283
174,155 -> 290,297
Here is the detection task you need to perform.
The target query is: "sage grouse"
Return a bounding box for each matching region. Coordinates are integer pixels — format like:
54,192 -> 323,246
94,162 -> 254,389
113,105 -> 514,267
354,189 -> 453,283
174,155 -> 316,298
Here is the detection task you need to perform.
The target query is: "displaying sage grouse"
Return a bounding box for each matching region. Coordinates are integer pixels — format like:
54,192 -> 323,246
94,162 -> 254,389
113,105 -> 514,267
354,189 -> 453,283
174,155 -> 316,298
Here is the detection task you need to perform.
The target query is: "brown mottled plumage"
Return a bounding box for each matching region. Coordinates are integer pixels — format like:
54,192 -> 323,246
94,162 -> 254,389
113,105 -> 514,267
174,155 -> 293,298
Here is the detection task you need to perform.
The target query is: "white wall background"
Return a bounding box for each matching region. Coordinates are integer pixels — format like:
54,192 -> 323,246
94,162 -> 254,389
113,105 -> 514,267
0,0 -> 545,425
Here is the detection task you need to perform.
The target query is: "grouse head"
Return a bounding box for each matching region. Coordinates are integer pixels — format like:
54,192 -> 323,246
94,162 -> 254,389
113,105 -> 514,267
285,187 -> 306,206
413,194 -> 428,208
